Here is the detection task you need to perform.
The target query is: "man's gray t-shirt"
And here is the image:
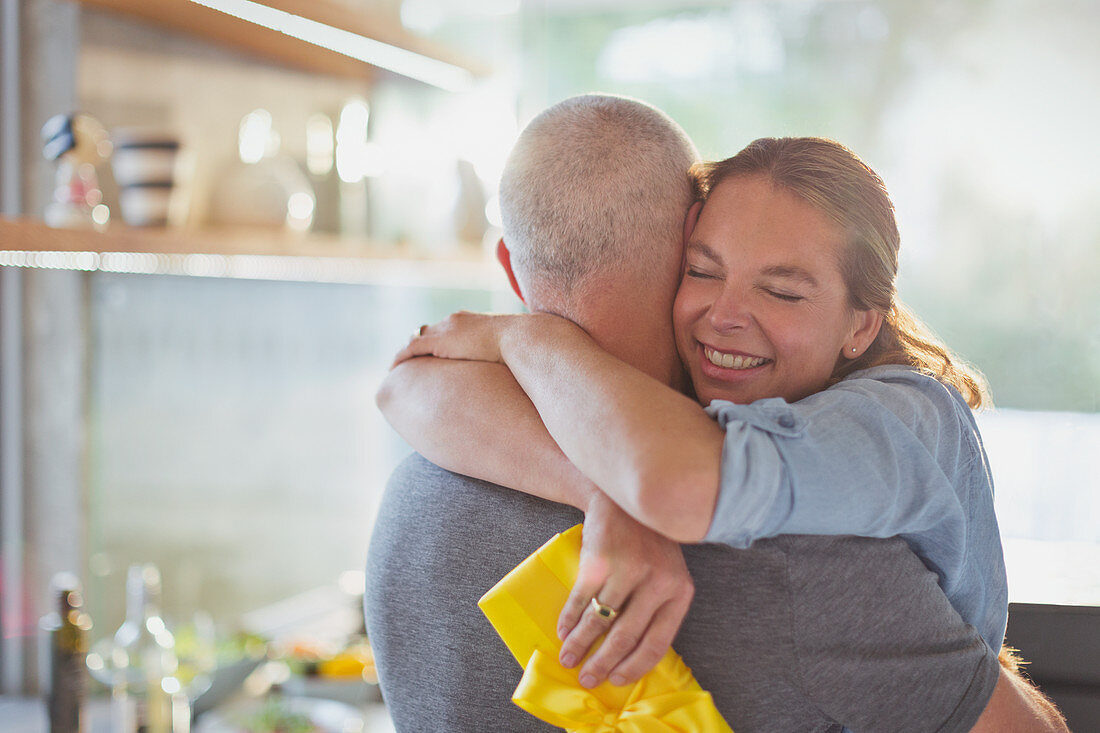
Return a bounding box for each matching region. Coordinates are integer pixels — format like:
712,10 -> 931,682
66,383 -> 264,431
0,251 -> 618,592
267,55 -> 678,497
365,455 -> 1000,732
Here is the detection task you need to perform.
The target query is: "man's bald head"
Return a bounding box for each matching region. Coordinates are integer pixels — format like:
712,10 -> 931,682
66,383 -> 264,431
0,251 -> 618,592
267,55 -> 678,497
499,94 -> 699,317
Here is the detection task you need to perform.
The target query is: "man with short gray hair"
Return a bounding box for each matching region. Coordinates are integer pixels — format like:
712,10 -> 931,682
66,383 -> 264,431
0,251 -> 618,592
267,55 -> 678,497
368,94 -> 698,731
499,94 -> 697,306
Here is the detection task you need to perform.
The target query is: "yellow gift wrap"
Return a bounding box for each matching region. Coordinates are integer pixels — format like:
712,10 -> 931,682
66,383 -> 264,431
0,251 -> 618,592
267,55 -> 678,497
478,524 -> 733,732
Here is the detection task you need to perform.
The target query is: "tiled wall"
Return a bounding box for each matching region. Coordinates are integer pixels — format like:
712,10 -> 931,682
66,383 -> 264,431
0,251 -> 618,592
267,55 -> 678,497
84,271 -> 503,637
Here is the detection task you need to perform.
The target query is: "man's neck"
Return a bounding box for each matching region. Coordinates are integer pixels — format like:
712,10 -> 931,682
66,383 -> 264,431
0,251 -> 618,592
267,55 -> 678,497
564,288 -> 685,392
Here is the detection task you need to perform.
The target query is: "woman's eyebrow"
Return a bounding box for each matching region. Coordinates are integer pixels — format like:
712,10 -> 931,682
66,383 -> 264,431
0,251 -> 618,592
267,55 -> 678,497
761,265 -> 819,287
685,241 -> 724,265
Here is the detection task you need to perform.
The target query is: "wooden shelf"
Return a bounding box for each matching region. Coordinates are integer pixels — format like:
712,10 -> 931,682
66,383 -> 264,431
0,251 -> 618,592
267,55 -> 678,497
0,217 -> 506,290
0,216 -> 469,258
70,0 -> 489,83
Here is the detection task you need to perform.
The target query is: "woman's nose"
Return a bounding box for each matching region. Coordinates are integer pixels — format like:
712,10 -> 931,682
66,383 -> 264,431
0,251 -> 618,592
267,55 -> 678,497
708,287 -> 752,333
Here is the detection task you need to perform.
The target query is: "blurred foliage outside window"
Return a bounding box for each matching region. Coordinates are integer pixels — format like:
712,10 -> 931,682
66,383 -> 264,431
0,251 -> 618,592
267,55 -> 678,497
421,0 -> 1097,411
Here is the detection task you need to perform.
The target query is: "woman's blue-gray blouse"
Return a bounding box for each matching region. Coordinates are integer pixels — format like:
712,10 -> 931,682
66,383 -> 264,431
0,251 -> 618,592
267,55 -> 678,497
703,364 -> 1008,652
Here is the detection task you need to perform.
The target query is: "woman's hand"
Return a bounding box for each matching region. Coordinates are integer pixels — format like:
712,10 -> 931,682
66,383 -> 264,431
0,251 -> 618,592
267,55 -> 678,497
558,492 -> 695,688
392,311 -> 517,368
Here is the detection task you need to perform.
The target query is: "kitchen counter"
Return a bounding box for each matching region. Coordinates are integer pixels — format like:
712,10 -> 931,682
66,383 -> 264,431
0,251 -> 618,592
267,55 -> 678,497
0,694 -> 396,733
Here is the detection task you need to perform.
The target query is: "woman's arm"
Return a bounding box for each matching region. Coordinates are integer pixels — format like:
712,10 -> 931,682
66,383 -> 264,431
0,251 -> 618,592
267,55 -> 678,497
377,352 -> 698,686
971,668 -> 1069,732
378,356 -> 596,510
395,312 -> 726,542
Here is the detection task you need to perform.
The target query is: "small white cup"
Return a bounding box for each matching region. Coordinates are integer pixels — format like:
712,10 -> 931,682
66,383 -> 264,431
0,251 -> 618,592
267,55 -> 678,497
111,128 -> 181,227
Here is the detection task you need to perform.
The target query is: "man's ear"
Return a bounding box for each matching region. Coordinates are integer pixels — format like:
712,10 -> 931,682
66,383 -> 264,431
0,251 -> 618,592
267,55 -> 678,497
683,201 -> 703,245
495,238 -> 525,304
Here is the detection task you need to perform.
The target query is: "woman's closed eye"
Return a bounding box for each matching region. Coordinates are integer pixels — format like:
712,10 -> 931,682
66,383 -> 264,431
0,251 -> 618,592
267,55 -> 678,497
685,266 -> 722,280
763,288 -> 805,302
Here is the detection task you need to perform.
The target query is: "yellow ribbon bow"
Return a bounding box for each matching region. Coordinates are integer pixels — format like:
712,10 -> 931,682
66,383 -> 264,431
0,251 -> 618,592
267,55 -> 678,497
479,525 -> 733,732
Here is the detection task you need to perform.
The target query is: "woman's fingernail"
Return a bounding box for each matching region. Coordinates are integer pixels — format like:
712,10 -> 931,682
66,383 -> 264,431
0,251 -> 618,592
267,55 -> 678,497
557,626 -> 568,640
609,674 -> 625,686
579,674 -> 597,688
560,653 -> 576,668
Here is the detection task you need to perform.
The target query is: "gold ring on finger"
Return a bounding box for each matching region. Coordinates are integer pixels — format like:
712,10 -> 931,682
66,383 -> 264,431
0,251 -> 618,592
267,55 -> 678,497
590,596 -> 619,622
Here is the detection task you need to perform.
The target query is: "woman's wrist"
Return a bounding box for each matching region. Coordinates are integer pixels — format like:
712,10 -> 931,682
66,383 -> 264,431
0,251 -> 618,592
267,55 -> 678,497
494,313 -> 526,366
581,485 -> 613,516
545,457 -> 603,513
499,312 -> 583,366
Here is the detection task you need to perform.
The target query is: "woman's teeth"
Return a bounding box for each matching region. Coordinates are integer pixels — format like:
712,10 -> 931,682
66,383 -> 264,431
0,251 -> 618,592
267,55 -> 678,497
704,347 -> 767,370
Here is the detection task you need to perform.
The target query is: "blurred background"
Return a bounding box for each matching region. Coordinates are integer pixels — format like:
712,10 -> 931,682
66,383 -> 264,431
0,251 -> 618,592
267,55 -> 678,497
1,0 -> 1097,727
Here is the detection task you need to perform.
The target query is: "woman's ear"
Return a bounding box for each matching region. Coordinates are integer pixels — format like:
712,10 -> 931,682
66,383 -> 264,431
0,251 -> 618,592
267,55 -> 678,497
845,309 -> 883,359
495,238 -> 525,304
683,201 -> 703,245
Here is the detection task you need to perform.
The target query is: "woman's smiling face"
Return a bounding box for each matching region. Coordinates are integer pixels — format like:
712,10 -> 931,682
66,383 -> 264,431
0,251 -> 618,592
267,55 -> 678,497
674,174 -> 878,406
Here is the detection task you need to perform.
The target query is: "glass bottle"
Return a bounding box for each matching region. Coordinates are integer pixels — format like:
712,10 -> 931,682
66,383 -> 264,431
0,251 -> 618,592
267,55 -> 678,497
41,572 -> 92,733
111,564 -> 180,733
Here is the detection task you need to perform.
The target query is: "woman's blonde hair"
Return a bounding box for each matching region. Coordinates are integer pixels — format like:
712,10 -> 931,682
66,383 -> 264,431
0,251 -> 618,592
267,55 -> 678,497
692,137 -> 990,408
